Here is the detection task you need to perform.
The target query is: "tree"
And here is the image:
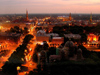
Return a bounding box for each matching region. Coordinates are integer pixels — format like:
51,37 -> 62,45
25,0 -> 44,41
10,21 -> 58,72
78,45 -> 91,58
48,47 -> 56,55
8,26 -> 23,33
23,27 -> 29,34
43,41 -> 49,50
80,33 -> 87,43
23,34 -> 34,45
14,26 -> 19,30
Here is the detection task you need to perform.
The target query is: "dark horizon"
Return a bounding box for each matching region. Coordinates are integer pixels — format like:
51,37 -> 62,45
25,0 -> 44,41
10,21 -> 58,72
0,13 -> 100,15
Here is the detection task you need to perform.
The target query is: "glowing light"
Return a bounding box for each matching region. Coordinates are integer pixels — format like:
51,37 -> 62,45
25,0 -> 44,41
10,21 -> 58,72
17,66 -> 21,71
38,53 -> 41,56
24,72 -> 27,75
93,38 -> 97,41
7,60 -> 9,62
6,21 -> 10,23
88,45 -> 89,47
25,56 -> 28,61
0,26 -> 2,29
24,53 -> 26,56
28,44 -> 30,46
29,55 -> 31,61
30,63 -> 32,65
89,38 -> 91,41
0,68 -> 2,71
40,42 -> 43,45
21,58 -> 24,61
29,48 -> 32,51
24,50 -> 27,53
37,42 -> 44,45
13,50 -> 16,52
28,30 -> 30,32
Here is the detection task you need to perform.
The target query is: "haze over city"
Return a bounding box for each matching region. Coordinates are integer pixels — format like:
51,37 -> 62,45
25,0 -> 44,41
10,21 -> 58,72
0,0 -> 100,14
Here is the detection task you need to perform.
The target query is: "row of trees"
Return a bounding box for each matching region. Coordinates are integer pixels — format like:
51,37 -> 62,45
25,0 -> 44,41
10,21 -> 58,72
52,25 -> 99,43
53,25 -> 96,34
1,34 -> 34,75
5,26 -> 29,35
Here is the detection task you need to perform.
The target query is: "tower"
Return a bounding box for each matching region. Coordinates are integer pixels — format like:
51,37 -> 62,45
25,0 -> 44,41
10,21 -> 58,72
69,13 -> 72,21
26,9 -> 29,21
90,13 -> 92,22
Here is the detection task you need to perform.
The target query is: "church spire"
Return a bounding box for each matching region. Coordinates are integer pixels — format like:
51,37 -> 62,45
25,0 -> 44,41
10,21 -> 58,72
26,9 -> 29,21
90,13 -> 92,22
69,13 -> 72,21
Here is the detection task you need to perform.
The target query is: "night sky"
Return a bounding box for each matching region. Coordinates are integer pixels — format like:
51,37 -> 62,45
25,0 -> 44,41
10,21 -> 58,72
0,0 -> 100,14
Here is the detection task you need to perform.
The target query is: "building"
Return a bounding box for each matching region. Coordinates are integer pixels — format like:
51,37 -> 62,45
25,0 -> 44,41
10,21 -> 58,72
69,13 -> 72,21
26,9 -> 29,21
36,30 -> 50,44
87,33 -> 100,46
64,34 -> 81,39
49,37 -> 64,47
36,30 -> 64,47
57,13 -> 73,22
0,42 -> 7,50
0,32 -> 21,50
0,32 -> 21,44
90,13 -> 92,23
46,33 -> 59,37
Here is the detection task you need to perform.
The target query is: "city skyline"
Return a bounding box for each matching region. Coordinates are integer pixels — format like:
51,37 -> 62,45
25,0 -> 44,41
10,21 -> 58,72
0,0 -> 100,14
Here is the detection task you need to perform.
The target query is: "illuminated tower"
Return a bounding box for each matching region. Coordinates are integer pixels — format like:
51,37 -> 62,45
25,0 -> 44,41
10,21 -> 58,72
26,9 -> 29,21
69,13 -> 72,21
90,13 -> 92,22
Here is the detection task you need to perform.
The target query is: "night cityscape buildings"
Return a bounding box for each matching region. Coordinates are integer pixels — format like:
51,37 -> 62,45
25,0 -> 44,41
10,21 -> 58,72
0,2 -> 100,74
0,10 -> 100,75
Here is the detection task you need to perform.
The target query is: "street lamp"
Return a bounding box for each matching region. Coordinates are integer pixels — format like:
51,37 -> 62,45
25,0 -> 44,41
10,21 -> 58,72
38,52 -> 41,65
0,68 -> 2,71
29,48 -> 32,51
17,66 -> 21,75
21,58 -> 24,61
24,72 -> 27,75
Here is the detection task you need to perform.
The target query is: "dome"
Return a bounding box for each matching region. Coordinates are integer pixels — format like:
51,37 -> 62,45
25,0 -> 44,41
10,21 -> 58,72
62,47 -> 69,51
37,30 -> 46,35
64,41 -> 74,47
58,45 -> 63,49
77,48 -> 82,53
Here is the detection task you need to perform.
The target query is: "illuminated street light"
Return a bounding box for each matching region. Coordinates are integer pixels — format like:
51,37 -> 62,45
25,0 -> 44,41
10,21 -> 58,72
21,58 -> 24,61
17,66 -> 21,75
40,42 -> 43,45
25,56 -> 28,61
29,55 -> 31,61
30,63 -> 32,65
0,68 -> 2,71
29,48 -> 32,51
7,60 -> 9,62
24,53 -> 26,56
38,53 -> 41,56
24,72 -> 27,75
17,66 -> 21,70
38,52 -> 41,64
24,50 -> 27,53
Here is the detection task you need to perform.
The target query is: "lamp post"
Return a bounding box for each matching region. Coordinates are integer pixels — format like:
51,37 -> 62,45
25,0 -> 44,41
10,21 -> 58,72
0,68 -> 2,71
17,66 -> 21,75
38,52 -> 41,65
